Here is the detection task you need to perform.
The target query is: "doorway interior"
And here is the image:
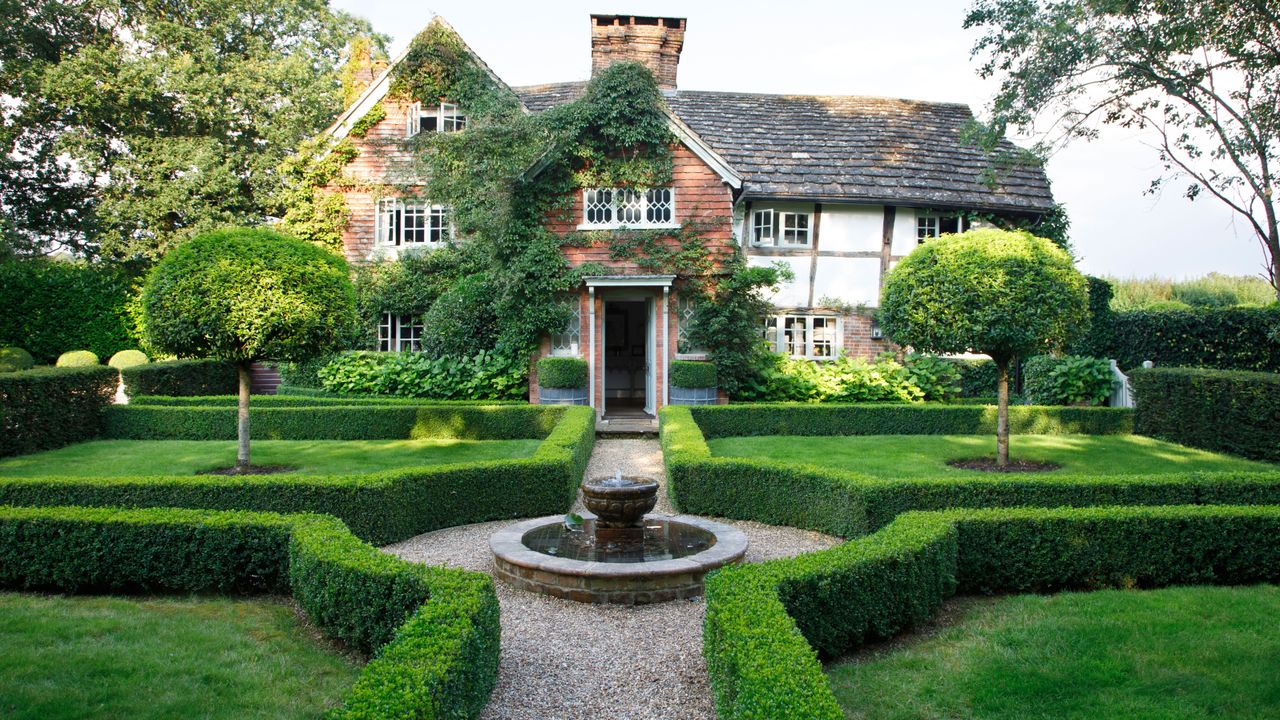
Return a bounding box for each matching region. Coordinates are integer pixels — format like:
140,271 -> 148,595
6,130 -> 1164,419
602,298 -> 653,418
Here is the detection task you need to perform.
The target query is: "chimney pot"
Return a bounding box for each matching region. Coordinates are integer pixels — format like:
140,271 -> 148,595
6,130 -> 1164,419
590,14 -> 686,90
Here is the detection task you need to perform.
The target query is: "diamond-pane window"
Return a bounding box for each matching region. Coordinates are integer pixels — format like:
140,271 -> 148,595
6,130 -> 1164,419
646,188 -> 673,224
676,293 -> 706,354
580,187 -> 676,228
584,189 -> 614,225
550,302 -> 582,357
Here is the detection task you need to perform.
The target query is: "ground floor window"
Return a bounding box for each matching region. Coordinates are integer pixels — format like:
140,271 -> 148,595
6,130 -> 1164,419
550,301 -> 582,356
379,313 -> 423,352
676,293 -> 707,355
764,313 -> 840,359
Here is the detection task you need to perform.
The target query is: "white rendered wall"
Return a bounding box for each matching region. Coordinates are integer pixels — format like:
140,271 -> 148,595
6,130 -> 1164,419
813,256 -> 881,307
891,207 -> 921,257
817,205 -> 881,253
748,255 -> 811,307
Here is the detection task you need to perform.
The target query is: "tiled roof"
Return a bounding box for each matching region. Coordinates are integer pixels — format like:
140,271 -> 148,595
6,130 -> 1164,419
514,82 -> 1056,214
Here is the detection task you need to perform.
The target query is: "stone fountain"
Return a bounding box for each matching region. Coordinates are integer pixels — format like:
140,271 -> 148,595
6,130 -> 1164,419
490,471 -> 748,604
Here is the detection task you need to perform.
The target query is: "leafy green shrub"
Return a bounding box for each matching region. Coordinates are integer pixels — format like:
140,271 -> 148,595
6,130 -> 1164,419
0,366 -> 118,457
738,354 -> 924,403
1023,355 -> 1113,405
56,350 -> 99,367
1132,367 -> 1280,462
670,360 -> 717,388
5,406 -> 594,545
1104,307 -> 1280,371
421,274 -> 498,358
0,347 -> 34,373
944,357 -> 999,397
703,504 -> 1280,720
119,359 -> 238,396
275,353 -> 340,388
107,349 -> 148,369
903,353 -> 961,401
537,356 -> 588,389
0,505 -> 499,719
317,350 -> 527,400
0,259 -> 138,363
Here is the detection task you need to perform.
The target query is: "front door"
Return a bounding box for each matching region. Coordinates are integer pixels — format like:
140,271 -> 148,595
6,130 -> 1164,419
602,298 -> 653,418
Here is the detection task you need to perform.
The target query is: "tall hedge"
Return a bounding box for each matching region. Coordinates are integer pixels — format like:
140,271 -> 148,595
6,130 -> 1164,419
119,359 -> 238,396
0,259 -> 137,363
1105,307 -> 1280,371
1132,367 -> 1280,462
0,366 -> 118,457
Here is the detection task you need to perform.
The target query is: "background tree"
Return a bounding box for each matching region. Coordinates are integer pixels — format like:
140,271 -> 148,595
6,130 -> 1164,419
0,0 -> 377,260
141,228 -> 357,471
965,0 -> 1280,298
879,230 -> 1089,466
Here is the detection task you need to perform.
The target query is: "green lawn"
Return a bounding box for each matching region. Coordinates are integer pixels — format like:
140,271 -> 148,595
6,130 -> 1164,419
826,585 -> 1280,720
0,593 -> 359,720
707,434 -> 1271,478
0,438 -> 542,476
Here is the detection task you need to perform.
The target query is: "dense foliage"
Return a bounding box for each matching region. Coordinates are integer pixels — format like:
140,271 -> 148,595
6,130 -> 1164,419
55,350 -> 98,367
0,259 -> 137,362
0,366 -> 117,457
1022,355 -> 1114,406
536,357 -> 589,389
0,348 -> 34,373
1132,367 -> 1280,462
0,0 -> 375,259
1108,274 -> 1277,311
670,360 -> 717,389
316,350 -> 526,400
1105,308 -> 1280,372
737,354 -> 929,403
119,359 -> 238,397
0,505 -> 499,719
902,353 -> 963,401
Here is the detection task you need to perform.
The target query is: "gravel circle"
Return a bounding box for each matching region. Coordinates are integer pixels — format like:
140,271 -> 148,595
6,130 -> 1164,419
382,439 -> 841,720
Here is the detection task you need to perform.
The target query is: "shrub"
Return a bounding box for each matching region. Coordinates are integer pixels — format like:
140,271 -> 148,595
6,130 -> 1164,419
56,350 -> 99,367
903,353 -> 961,401
703,504 -> 1280,720
421,274 -> 498,358
4,405 -> 594,545
318,350 -> 527,400
0,366 -> 118,457
1104,307 -> 1280,371
0,259 -> 137,363
944,357 -> 999,397
107,349 -> 148,369
275,353 -> 339,388
670,360 -> 717,388
0,505 -> 499,719
119,359 -> 238,396
737,354 -> 924,403
537,356 -> 588,389
1132,367 -> 1280,462
1023,355 -> 1113,405
0,347 -> 34,373
129,394 -> 525,407
879,230 -> 1090,466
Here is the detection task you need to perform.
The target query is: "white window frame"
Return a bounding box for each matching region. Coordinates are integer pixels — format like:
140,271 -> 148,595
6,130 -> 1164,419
764,313 -> 841,359
916,212 -> 966,242
376,199 -> 452,247
577,187 -> 678,230
676,293 -> 707,356
405,101 -> 467,138
751,209 -> 812,247
378,313 -> 423,352
549,301 -> 582,357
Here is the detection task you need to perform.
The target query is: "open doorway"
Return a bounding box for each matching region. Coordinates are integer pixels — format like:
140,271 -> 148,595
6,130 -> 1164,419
602,299 -> 653,417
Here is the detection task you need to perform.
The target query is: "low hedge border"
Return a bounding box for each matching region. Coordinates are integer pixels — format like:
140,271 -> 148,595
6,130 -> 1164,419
131,394 -> 527,407
670,360 -> 716,388
0,366 -> 118,457
0,504 -> 499,719
536,357 -> 588,389
659,406 -> 1279,536
1,406 -> 595,545
119,359 -> 238,396
688,402 -> 1133,439
704,504 -> 1280,720
105,403 -> 566,441
1132,367 -> 1280,462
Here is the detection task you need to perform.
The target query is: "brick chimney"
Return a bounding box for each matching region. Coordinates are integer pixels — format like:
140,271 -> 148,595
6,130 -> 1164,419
590,14 -> 686,90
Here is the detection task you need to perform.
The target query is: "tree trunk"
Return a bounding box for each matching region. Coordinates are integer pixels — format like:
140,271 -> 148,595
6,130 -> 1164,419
237,361 -> 251,471
996,359 -> 1010,467
1269,224 -> 1280,301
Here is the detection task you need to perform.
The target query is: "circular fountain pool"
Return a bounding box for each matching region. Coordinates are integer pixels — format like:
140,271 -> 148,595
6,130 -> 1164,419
490,514 -> 748,605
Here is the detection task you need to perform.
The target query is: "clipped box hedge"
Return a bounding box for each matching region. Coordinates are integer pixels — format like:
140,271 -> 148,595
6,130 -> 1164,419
536,356 -> 588,389
0,504 -> 498,719
686,402 -> 1133,440
130,394 -> 527,407
670,360 -> 716,388
105,403 -> 566,441
0,366 -> 118,457
659,406 -> 1280,536
2,405 -> 594,546
120,359 -> 239,397
1132,367 -> 1280,462
704,504 -> 1280,720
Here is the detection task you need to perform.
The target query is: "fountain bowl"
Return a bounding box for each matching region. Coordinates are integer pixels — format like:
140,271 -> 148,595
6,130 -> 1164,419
580,475 -> 658,528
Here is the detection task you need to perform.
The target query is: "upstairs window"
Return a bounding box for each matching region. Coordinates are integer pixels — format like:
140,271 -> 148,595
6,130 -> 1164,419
379,313 -> 423,352
406,102 -> 467,137
763,313 -> 839,359
752,209 -> 811,247
916,213 -> 965,242
377,200 -> 450,246
580,188 -> 676,229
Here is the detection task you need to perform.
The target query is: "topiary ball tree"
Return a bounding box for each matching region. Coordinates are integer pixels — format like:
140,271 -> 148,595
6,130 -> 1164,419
142,228 -> 357,471
879,229 -> 1089,466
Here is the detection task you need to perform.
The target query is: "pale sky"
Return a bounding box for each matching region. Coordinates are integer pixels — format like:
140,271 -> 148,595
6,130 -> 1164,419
331,0 -> 1270,281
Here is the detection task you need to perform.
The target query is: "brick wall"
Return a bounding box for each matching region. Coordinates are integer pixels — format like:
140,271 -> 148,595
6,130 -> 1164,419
842,312 -> 896,359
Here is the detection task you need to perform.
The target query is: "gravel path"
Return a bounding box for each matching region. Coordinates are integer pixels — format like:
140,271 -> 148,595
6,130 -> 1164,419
382,438 -> 840,720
